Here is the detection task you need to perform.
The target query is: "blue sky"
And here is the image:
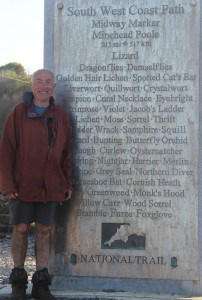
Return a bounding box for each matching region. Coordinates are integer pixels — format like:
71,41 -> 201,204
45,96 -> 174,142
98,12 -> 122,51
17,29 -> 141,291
0,0 -> 44,74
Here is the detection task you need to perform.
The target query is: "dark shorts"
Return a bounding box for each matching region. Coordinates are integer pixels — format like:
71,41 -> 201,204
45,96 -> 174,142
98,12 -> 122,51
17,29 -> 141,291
9,199 -> 58,225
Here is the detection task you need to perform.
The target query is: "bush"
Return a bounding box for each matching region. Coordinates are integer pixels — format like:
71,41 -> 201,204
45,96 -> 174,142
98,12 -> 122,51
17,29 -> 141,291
0,63 -> 31,136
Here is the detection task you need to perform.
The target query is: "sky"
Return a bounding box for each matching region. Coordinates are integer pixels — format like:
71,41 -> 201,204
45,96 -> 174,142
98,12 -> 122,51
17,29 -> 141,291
0,0 -> 44,74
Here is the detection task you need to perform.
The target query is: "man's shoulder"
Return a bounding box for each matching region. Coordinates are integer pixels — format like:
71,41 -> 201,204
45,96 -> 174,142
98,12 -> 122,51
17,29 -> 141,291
54,103 -> 69,116
8,102 -> 25,116
54,103 -> 72,127
13,103 -> 26,117
13,101 -> 25,109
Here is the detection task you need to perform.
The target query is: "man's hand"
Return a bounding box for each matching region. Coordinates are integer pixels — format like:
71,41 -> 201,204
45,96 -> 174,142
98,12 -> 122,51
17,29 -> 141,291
65,189 -> 72,200
4,192 -> 19,201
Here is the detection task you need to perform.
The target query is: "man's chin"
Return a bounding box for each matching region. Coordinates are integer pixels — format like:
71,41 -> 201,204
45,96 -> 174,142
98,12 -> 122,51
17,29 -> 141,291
34,98 -> 50,106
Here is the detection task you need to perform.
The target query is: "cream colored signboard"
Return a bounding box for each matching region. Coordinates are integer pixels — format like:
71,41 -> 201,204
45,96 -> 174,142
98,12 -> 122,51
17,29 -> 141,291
50,0 -> 200,280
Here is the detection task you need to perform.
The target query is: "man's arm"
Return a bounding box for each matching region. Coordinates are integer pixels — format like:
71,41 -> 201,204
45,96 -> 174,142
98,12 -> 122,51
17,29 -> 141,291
0,109 -> 18,197
61,114 -> 73,200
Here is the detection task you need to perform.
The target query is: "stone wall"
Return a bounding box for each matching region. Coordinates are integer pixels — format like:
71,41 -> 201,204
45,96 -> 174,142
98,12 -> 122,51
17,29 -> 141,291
0,195 -> 12,234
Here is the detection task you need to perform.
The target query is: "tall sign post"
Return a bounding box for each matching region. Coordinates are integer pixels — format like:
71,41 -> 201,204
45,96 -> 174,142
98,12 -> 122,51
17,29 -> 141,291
45,0 -> 201,295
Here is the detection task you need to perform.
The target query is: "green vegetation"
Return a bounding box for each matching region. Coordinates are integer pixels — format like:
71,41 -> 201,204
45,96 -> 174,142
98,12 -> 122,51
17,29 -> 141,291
0,62 -> 31,136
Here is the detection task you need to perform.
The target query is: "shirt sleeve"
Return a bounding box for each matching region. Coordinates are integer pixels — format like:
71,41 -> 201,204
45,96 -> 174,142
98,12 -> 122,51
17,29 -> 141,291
0,108 -> 18,196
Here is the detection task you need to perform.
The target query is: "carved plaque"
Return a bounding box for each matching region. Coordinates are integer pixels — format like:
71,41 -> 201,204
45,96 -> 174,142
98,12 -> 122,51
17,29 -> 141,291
50,0 -> 200,280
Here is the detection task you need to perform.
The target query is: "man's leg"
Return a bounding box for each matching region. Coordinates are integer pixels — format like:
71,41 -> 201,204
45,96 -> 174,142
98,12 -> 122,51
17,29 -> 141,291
9,223 -> 29,300
35,223 -> 52,268
31,222 -> 55,300
12,224 -> 30,267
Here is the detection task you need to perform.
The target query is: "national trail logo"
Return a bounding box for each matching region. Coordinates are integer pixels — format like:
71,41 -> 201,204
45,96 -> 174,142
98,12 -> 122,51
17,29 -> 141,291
101,223 -> 146,250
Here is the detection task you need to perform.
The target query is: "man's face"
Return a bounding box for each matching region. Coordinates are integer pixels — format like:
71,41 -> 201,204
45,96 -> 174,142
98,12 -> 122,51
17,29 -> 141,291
31,70 -> 56,106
